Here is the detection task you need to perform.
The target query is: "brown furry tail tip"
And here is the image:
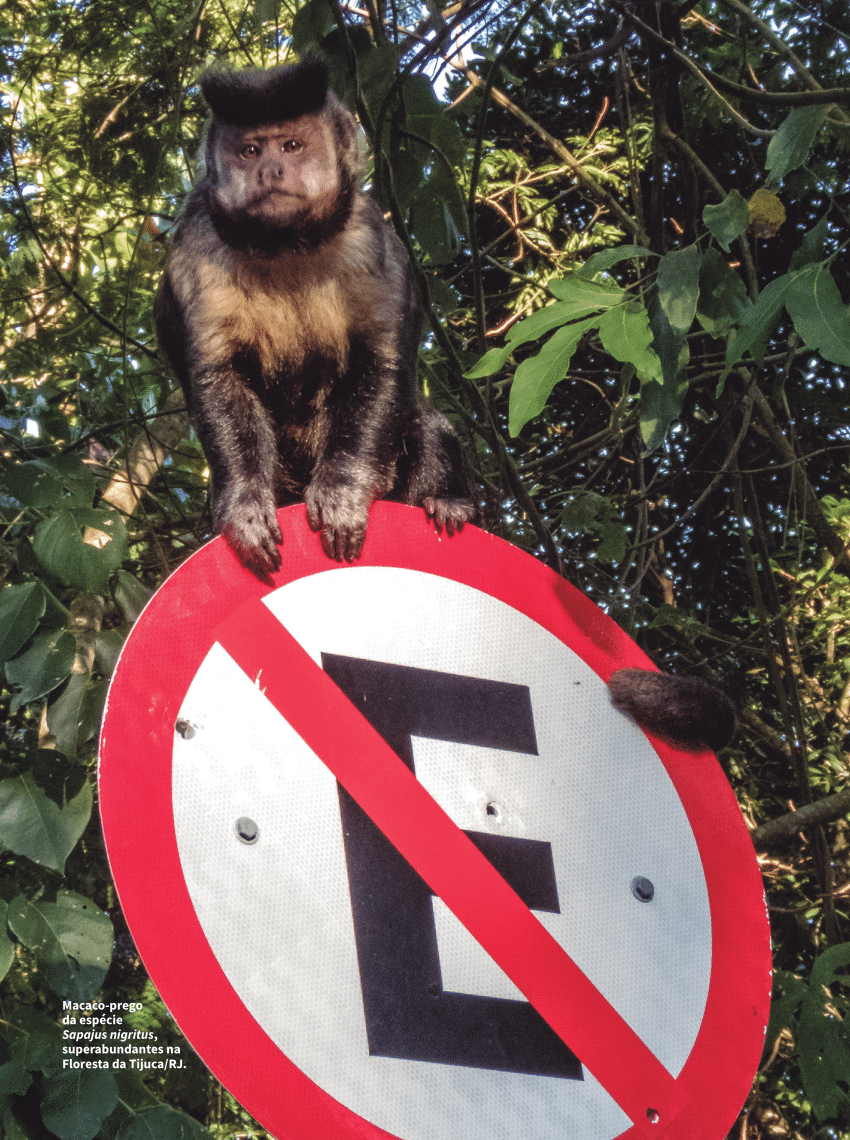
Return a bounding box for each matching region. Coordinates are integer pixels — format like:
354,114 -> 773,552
608,668 -> 737,753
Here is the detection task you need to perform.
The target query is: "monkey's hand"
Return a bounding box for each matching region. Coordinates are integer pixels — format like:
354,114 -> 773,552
304,476 -> 372,562
423,496 -> 477,536
214,488 -> 283,576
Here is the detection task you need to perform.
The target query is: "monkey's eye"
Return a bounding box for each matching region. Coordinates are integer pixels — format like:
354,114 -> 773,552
281,139 -> 303,154
240,144 -> 261,158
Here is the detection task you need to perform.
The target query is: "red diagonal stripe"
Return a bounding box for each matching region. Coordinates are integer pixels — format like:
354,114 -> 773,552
215,597 -> 687,1137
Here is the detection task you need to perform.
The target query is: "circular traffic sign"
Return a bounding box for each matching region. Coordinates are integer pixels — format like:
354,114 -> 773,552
99,502 -> 770,1140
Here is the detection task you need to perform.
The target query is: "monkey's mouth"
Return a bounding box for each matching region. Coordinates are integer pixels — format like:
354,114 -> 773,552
251,188 -> 304,204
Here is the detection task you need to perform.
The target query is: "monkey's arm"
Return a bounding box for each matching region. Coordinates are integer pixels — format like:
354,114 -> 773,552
191,362 -> 283,575
304,340 -> 406,561
155,260 -> 284,575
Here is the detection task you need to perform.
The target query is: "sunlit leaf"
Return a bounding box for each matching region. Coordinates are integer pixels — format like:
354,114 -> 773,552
598,300 -> 662,380
508,318 -> 596,435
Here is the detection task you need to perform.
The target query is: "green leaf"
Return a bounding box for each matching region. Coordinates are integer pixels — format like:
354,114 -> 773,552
575,245 -> 653,279
32,508 -> 128,593
40,1069 -> 118,1140
30,748 -> 86,807
657,245 -> 702,337
0,1107 -> 30,1140
464,344 -> 514,379
809,941 -> 850,988
696,248 -> 750,337
790,214 -> 829,271
7,890 -> 111,1000
94,628 -> 126,677
765,104 -> 831,185
0,901 -> 14,983
112,569 -> 152,625
649,295 -> 689,387
639,377 -> 685,452
703,190 -> 749,252
508,318 -> 596,436
400,73 -> 465,166
545,275 -> 624,308
797,989 -> 850,1121
505,281 -> 623,350
785,261 -> 850,366
559,491 -> 628,564
424,274 -> 459,317
410,178 -> 463,265
0,773 -> 92,873
0,582 -> 48,668
290,0 -> 336,53
5,628 -> 76,712
1,455 -> 95,509
45,673 -> 93,761
597,300 -> 662,380
116,1105 -> 215,1139
725,271 -> 796,369
0,1057 -> 32,1100
640,300 -> 688,450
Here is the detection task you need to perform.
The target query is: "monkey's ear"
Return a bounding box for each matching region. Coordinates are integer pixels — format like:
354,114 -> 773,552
199,54 -> 330,127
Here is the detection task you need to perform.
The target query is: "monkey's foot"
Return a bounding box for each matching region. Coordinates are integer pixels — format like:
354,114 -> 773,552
304,480 -> 371,562
216,496 -> 283,577
422,496 -> 476,536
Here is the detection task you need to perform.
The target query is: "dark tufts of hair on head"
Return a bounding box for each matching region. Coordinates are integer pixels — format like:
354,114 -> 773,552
199,54 -> 330,127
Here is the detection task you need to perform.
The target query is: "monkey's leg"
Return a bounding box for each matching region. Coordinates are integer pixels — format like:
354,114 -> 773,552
402,403 -> 477,533
192,365 -> 283,575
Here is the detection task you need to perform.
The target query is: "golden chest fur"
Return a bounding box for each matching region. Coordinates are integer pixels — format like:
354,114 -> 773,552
170,209 -> 397,380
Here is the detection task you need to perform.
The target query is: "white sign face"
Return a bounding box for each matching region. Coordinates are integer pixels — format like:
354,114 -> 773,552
171,566 -> 711,1140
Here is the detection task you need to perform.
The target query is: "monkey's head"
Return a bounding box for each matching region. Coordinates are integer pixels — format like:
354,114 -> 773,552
198,56 -> 360,252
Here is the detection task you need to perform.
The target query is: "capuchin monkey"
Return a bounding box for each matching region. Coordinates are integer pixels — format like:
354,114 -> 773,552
154,54 -> 475,575
608,668 -> 737,753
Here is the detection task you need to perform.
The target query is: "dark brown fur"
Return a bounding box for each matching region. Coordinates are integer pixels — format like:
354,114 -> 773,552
608,668 -> 736,753
155,56 -> 474,575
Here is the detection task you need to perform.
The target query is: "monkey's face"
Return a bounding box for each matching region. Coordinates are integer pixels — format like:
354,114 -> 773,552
211,113 -> 342,233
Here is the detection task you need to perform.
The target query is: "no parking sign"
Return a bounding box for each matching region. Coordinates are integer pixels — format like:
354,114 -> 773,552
99,502 -> 770,1140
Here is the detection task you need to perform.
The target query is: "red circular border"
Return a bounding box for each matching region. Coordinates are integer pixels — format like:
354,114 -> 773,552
99,502 -> 770,1140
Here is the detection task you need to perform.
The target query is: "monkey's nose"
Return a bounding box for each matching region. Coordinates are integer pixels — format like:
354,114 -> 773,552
259,162 -> 286,184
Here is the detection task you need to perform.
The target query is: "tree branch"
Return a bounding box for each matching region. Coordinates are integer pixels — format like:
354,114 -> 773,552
752,787 -> 850,851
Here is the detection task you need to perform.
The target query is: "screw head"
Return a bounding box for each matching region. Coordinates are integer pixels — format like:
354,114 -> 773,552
235,817 -> 259,844
631,876 -> 655,902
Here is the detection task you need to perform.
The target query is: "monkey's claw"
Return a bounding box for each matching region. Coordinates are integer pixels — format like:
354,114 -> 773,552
423,496 -> 476,536
304,479 -> 370,563
215,494 -> 283,578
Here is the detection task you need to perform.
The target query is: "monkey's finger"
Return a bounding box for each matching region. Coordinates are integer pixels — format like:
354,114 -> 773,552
345,529 -> 366,562
319,526 -> 343,562
259,534 -> 283,571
